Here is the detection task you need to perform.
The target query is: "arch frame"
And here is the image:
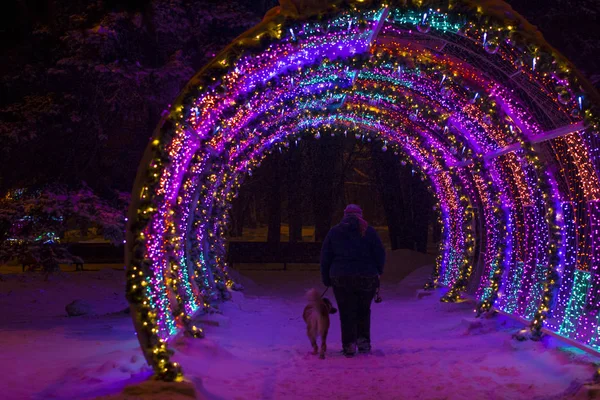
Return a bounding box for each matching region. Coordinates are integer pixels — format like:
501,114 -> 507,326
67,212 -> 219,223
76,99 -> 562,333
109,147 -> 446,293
125,0 -> 600,380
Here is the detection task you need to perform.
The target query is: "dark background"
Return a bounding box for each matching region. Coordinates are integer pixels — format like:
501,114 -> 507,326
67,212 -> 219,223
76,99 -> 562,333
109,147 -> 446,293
1,0 -> 598,248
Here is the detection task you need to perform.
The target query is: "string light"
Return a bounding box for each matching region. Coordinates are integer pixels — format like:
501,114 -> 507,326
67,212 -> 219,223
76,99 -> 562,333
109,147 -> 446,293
125,1 -> 600,380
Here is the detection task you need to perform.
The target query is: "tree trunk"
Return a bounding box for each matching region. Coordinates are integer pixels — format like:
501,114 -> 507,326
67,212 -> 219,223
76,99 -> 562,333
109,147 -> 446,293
334,142 -> 357,213
247,192 -> 258,229
229,192 -> 245,237
267,154 -> 282,244
312,133 -> 338,242
287,145 -> 303,242
413,176 -> 431,253
398,166 -> 413,250
372,147 -> 406,250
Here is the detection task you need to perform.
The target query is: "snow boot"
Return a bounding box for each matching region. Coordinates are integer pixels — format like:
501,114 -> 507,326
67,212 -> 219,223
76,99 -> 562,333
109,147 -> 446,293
342,343 -> 356,357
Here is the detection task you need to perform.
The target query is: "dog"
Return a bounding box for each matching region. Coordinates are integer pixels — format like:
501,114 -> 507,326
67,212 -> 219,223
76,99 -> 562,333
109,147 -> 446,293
303,289 -> 337,359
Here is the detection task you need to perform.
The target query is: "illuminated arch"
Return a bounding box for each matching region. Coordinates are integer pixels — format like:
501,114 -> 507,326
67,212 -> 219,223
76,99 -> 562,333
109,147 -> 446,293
125,0 -> 600,380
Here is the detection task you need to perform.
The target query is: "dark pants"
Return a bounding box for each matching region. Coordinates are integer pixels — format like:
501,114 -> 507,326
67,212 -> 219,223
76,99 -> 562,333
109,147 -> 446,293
332,276 -> 378,352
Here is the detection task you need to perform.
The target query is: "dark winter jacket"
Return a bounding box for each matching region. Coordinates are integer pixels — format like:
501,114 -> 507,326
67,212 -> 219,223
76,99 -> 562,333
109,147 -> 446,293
320,216 -> 386,287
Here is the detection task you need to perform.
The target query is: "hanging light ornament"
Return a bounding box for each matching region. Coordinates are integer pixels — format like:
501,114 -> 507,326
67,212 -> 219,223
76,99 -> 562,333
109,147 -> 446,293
417,12 -> 431,33
557,90 -> 572,105
484,38 -> 500,54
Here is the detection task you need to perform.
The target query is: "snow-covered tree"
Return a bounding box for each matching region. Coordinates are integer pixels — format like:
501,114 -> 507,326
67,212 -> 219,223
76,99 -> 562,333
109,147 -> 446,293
0,186 -> 128,276
0,0 -> 259,194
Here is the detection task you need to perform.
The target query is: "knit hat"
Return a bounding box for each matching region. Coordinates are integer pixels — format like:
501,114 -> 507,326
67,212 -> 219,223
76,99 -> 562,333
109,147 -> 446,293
344,204 -> 363,216
343,204 -> 368,236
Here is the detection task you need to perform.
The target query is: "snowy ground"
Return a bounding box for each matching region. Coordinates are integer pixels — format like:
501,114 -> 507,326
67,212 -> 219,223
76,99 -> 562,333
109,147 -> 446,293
1,251 -> 599,399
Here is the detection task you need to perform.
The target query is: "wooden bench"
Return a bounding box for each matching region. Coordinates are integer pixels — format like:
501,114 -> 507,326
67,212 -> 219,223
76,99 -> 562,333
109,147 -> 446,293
21,243 -> 124,271
68,243 -> 124,270
226,241 -> 323,270
19,252 -> 85,272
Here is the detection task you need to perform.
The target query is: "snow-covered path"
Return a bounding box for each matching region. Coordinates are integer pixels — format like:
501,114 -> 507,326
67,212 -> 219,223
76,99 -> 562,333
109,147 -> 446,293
0,253 -> 598,399
171,266 -> 596,400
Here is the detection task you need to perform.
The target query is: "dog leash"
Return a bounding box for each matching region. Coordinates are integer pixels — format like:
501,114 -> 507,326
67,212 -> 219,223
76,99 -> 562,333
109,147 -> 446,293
375,287 -> 382,303
321,287 -> 330,298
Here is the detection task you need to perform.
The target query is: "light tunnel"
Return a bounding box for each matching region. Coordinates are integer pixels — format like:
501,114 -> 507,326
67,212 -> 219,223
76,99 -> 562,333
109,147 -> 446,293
125,0 -> 600,380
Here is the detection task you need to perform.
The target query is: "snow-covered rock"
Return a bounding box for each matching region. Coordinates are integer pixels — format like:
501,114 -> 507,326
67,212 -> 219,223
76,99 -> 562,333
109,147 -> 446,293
65,299 -> 93,316
416,289 -> 434,299
461,317 -> 483,331
228,288 -> 245,304
194,313 -> 231,328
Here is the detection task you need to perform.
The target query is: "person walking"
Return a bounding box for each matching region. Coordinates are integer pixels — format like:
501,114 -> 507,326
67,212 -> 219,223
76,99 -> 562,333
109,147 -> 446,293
320,204 -> 386,356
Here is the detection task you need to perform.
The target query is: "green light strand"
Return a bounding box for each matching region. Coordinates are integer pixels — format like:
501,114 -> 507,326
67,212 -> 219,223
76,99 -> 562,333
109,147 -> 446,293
558,270 -> 591,338
524,264 -> 549,320
500,261 -> 525,315
391,9 -> 465,33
